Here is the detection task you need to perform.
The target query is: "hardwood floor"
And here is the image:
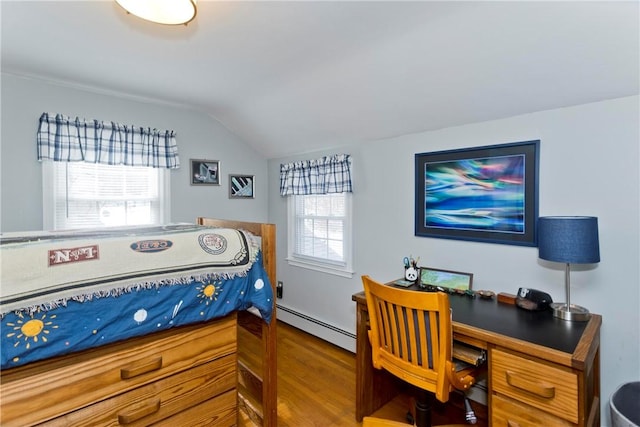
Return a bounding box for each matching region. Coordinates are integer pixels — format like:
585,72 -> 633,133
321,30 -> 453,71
237,320 -> 487,427
238,320 -> 360,426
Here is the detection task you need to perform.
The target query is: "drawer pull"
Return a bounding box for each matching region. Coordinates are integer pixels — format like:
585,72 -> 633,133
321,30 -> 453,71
505,370 -> 555,399
120,356 -> 163,379
118,398 -> 161,424
507,421 -> 521,427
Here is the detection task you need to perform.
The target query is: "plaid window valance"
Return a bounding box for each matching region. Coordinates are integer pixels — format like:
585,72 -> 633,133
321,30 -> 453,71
280,154 -> 353,196
37,113 -> 180,169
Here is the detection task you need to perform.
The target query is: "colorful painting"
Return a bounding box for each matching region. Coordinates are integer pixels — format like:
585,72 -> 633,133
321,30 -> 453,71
415,140 -> 539,246
420,267 -> 473,291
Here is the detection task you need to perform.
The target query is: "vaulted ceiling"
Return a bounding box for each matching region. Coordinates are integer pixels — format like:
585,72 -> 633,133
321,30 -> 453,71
2,1 -> 638,158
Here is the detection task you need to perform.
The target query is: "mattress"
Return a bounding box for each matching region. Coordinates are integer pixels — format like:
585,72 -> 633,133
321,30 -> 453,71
0,224 -> 273,369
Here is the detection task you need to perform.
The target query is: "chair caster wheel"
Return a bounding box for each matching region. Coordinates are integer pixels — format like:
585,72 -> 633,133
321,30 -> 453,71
405,411 -> 415,425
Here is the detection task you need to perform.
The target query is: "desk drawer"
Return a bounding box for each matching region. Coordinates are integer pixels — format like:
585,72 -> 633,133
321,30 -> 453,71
42,355 -> 236,426
491,348 -> 578,423
1,315 -> 236,426
492,394 -> 574,427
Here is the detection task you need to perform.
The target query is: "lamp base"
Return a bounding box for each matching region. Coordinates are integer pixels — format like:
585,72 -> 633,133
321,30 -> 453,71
551,302 -> 591,322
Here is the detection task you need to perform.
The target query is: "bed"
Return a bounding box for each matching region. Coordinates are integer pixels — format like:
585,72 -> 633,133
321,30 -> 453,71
0,218 -> 277,427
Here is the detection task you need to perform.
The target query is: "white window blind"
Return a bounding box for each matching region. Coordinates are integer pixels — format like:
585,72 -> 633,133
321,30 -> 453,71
288,193 -> 353,277
43,161 -> 169,230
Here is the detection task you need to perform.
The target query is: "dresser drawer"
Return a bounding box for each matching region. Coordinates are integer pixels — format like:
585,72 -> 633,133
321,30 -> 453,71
492,394 -> 574,427
491,348 -> 578,423
157,388 -> 237,426
1,314 -> 236,427
42,355 -> 236,426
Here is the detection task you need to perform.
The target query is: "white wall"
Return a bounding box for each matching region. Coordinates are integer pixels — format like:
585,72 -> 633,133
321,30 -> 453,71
0,73 -> 269,231
269,95 -> 640,426
2,72 -> 638,425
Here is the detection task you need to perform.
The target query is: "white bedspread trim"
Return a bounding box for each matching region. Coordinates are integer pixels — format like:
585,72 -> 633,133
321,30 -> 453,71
0,224 -> 260,315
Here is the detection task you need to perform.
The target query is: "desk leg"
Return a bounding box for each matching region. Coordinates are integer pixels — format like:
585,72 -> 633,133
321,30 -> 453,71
355,301 -> 405,421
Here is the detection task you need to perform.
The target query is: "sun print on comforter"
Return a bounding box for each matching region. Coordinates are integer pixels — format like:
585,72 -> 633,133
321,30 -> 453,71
0,225 -> 273,369
1,252 -> 272,369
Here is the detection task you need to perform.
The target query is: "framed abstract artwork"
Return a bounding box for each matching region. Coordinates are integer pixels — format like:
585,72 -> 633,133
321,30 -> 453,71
415,140 -> 540,246
229,174 -> 255,198
190,159 -> 220,186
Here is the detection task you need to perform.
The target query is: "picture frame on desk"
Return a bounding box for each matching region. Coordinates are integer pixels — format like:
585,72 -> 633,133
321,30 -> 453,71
419,267 -> 473,291
414,140 -> 540,246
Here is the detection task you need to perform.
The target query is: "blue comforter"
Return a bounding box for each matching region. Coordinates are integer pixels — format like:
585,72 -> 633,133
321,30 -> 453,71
1,252 -> 272,370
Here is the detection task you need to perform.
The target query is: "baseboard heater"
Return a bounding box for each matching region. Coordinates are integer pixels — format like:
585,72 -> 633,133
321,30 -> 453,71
276,304 -> 356,340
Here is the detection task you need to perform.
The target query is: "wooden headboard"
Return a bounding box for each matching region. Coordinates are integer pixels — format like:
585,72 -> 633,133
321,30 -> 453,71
197,217 -> 278,427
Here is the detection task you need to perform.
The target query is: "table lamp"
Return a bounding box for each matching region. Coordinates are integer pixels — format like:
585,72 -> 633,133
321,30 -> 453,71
538,216 -> 600,321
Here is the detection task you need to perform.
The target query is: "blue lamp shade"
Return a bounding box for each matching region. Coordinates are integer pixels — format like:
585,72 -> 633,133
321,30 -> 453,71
538,216 -> 600,264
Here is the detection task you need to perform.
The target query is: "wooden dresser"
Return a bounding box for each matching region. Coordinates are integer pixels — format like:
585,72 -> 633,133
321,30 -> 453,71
0,313 -> 238,426
353,288 -> 601,427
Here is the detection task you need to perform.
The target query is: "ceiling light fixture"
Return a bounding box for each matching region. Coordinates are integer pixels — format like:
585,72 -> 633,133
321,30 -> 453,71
115,0 -> 196,25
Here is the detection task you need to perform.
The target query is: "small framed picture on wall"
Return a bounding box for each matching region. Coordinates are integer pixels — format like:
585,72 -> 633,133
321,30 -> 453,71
229,174 -> 255,198
190,159 -> 220,186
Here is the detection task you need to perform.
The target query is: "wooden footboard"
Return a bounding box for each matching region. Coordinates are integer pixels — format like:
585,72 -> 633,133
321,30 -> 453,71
197,217 -> 277,427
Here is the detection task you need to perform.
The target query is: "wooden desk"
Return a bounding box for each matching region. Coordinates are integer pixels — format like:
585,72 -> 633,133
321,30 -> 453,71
353,287 -> 601,427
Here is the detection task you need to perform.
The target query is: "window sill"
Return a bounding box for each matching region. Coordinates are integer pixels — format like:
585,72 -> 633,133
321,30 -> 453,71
286,257 -> 354,279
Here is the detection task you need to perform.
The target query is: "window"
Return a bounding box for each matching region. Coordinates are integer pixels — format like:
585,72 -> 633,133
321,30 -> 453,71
43,161 -> 169,230
287,192 -> 353,277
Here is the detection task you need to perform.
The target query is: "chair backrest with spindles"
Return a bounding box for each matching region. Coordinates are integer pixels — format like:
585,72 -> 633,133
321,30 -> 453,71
362,275 -> 454,403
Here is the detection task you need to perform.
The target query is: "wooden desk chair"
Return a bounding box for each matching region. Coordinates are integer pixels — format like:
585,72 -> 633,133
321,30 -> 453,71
361,275 -> 477,427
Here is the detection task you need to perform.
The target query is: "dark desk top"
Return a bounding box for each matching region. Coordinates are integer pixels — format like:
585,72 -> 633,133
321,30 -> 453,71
447,292 -> 586,354
354,285 -> 595,355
